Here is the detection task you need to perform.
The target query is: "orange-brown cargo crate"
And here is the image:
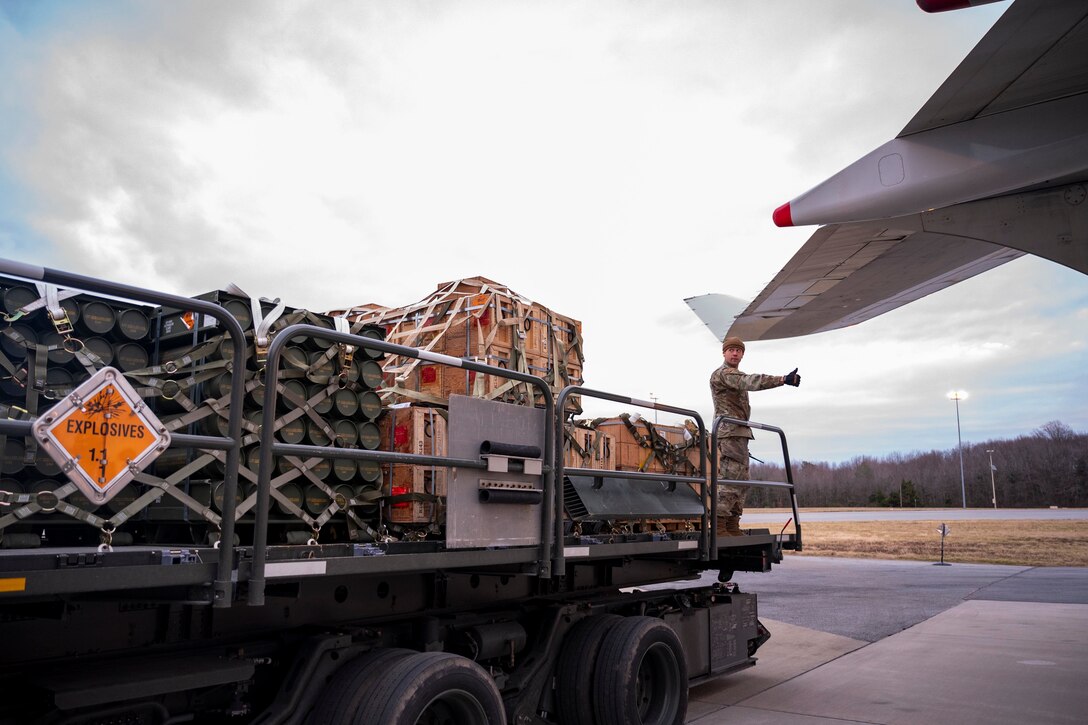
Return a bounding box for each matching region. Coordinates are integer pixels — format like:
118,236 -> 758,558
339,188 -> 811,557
337,276 -> 584,411
563,426 -> 615,470
379,406 -> 448,524
593,418 -> 699,475
385,464 -> 446,524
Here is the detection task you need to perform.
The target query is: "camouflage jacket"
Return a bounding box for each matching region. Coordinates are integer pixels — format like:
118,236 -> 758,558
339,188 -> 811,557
709,363 -> 783,439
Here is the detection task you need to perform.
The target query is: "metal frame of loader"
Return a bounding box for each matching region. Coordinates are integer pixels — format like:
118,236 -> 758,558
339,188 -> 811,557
0,257 -> 802,724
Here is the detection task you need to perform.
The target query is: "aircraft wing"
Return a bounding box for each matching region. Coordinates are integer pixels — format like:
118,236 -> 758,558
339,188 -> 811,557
712,0 -> 1088,342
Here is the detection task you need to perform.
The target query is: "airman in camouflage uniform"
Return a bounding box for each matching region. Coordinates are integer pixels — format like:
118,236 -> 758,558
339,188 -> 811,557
710,336 -> 800,536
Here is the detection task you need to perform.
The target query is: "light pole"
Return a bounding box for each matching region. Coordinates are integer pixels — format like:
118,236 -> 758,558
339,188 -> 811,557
948,391 -> 968,509
987,449 -> 997,509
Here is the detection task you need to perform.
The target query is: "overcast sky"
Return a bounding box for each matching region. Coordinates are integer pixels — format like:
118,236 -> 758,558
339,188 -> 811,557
1,0 -> 1085,467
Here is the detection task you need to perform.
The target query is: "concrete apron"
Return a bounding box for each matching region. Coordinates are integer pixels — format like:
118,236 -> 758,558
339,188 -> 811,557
688,601 -> 1088,724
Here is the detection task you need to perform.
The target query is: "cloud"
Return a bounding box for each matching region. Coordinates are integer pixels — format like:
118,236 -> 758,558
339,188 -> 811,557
1,0 -> 1084,466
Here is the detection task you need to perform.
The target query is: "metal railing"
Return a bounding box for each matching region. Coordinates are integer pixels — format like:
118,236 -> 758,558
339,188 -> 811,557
710,414 -> 802,551
250,324 -> 555,605
554,386 -> 711,573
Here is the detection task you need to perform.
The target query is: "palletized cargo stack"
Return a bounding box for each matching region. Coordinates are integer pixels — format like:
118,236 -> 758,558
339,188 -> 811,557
0,278 -> 157,546
147,288 -> 394,544
0,278 -> 399,548
593,415 -> 701,476
337,276 -> 585,413
332,277 -> 585,529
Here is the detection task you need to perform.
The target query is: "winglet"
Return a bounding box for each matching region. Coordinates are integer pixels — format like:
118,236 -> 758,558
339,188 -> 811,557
772,202 -> 793,227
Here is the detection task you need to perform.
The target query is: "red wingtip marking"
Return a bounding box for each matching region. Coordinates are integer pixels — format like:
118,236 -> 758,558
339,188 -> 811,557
772,202 -> 793,227
916,0 -> 973,12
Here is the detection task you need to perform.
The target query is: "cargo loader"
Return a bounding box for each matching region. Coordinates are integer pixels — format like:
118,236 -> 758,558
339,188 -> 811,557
0,258 -> 801,725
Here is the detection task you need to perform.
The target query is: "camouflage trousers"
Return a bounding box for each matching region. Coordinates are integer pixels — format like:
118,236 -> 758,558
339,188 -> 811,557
717,437 -> 751,519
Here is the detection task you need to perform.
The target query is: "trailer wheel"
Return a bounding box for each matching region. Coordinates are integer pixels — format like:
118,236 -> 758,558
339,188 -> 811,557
306,647 -> 415,725
355,651 -> 506,725
593,616 -> 687,725
555,613 -> 622,724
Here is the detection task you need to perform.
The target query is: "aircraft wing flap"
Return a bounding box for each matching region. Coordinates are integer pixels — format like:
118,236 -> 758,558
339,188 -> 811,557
726,223 -> 1024,341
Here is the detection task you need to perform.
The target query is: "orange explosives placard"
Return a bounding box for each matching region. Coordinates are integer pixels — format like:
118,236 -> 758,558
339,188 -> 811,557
35,367 -> 170,507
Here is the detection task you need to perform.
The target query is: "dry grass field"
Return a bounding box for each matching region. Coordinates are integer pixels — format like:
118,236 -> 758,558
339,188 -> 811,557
746,515 -> 1088,567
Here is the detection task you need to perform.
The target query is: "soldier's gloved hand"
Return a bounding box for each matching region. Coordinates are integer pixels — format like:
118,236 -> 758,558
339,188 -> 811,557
783,368 -> 801,387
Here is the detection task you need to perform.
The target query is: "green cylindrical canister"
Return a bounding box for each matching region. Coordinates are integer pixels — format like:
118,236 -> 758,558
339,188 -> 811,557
307,420 -> 331,447
0,288 -> 80,325
244,409 -> 265,437
308,383 -> 333,414
198,413 -> 230,438
358,325 -> 386,360
357,422 -> 381,451
353,483 -> 380,510
41,367 -> 74,402
300,315 -> 335,351
221,298 -> 253,331
2,285 -> 37,315
304,484 -> 330,514
310,457 -> 333,480
154,447 -> 195,476
356,390 -> 382,421
1,439 -> 25,475
41,331 -> 76,364
34,443 -> 62,477
212,481 -> 246,513
333,419 -> 358,447
114,342 -> 149,372
82,336 -> 114,366
246,379 -> 267,408
306,351 -> 337,384
275,481 -> 304,515
333,388 -> 359,417
359,360 -> 383,389
334,483 -> 355,507
282,345 -> 309,374
332,457 -> 357,482
277,416 -> 306,444
116,308 -> 150,340
80,300 -> 116,335
245,446 -> 263,475
0,323 -> 35,360
280,379 -> 307,410
205,372 -> 233,401
358,460 -> 381,483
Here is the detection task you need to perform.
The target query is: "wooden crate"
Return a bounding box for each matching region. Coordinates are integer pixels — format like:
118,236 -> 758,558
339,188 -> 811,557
592,417 -> 700,475
337,276 -> 584,412
563,426 -> 615,471
379,406 -> 448,524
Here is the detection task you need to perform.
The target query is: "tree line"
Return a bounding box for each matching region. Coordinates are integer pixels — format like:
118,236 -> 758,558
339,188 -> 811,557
749,421 -> 1088,509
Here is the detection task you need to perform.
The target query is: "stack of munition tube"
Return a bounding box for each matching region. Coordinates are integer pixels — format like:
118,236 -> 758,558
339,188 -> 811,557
0,278 -> 155,547
147,290 -> 390,545
0,278 -> 390,548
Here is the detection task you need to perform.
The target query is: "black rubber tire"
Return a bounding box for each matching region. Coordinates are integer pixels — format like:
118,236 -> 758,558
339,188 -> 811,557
306,647 -> 415,725
592,616 -> 688,725
355,650 -> 506,725
554,613 -> 623,725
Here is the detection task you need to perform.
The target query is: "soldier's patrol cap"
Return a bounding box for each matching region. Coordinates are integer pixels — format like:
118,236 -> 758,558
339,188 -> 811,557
722,336 -> 745,352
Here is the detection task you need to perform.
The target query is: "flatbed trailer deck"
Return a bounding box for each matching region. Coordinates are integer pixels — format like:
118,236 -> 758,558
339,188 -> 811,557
0,258 -> 800,725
